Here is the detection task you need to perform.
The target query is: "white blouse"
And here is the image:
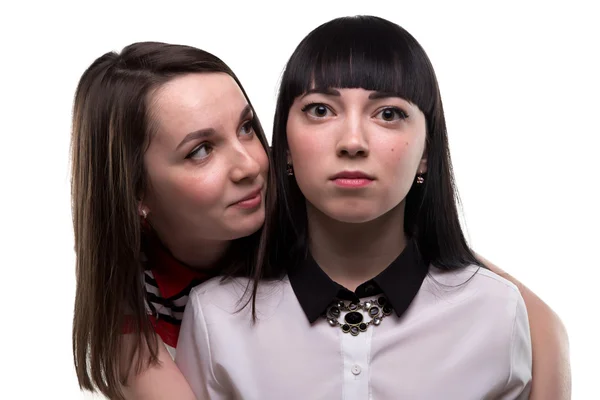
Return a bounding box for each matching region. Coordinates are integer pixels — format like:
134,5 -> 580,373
176,265 -> 532,399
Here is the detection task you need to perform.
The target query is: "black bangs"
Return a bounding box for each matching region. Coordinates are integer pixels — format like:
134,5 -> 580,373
271,15 -> 482,276
283,16 -> 439,117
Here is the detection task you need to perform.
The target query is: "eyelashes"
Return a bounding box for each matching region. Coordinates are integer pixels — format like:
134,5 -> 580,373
186,117 -> 255,161
240,119 -> 255,136
300,102 -> 409,122
375,107 -> 409,122
187,142 -> 212,160
301,103 -> 333,118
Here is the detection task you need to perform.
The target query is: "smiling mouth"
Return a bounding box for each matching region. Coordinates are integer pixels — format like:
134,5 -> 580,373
231,187 -> 263,209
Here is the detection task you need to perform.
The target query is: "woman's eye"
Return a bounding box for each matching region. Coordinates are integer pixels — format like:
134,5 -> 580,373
302,103 -> 332,118
240,120 -> 255,136
377,107 -> 409,122
187,143 -> 212,160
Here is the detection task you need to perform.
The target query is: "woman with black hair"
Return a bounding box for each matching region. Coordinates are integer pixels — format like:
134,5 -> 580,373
176,15 -> 533,399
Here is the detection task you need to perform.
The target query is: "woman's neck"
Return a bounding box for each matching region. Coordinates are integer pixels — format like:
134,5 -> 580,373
154,229 -> 230,271
306,202 -> 408,292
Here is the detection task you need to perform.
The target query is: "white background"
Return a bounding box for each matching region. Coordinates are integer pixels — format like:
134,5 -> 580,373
1,0 -> 598,398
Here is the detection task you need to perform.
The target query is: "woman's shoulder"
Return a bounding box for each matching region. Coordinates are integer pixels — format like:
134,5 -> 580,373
188,276 -> 289,316
424,264 -> 528,328
428,263 -> 522,299
423,264 -> 532,367
188,275 -> 250,301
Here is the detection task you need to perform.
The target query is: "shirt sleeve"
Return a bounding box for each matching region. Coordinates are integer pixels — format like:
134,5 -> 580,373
499,292 -> 533,399
175,289 -> 230,400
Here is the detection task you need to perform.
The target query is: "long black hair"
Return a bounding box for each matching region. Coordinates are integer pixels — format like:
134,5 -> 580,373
269,15 -> 482,271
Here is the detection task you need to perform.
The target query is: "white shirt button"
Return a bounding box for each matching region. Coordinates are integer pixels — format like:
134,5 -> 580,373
351,364 -> 362,375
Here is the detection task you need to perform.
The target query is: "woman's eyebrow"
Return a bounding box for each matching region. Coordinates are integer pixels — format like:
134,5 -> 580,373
300,88 -> 341,99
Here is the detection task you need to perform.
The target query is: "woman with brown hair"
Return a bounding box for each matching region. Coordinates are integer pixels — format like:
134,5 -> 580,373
70,41 -> 274,399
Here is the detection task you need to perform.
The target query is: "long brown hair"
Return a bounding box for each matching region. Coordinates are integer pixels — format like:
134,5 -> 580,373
70,42 -> 275,399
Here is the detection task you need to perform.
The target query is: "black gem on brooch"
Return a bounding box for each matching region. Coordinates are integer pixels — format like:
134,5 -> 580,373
344,311 -> 364,325
383,305 -> 393,316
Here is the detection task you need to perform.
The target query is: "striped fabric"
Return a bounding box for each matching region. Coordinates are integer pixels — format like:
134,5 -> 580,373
140,230 -> 216,349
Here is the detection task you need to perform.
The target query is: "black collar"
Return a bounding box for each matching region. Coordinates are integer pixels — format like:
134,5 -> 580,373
288,240 -> 429,323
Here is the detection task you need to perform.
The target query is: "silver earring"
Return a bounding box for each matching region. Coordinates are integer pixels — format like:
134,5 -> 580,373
416,172 -> 424,184
141,209 -> 148,218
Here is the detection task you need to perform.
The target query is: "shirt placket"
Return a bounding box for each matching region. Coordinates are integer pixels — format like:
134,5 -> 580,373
341,323 -> 372,400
